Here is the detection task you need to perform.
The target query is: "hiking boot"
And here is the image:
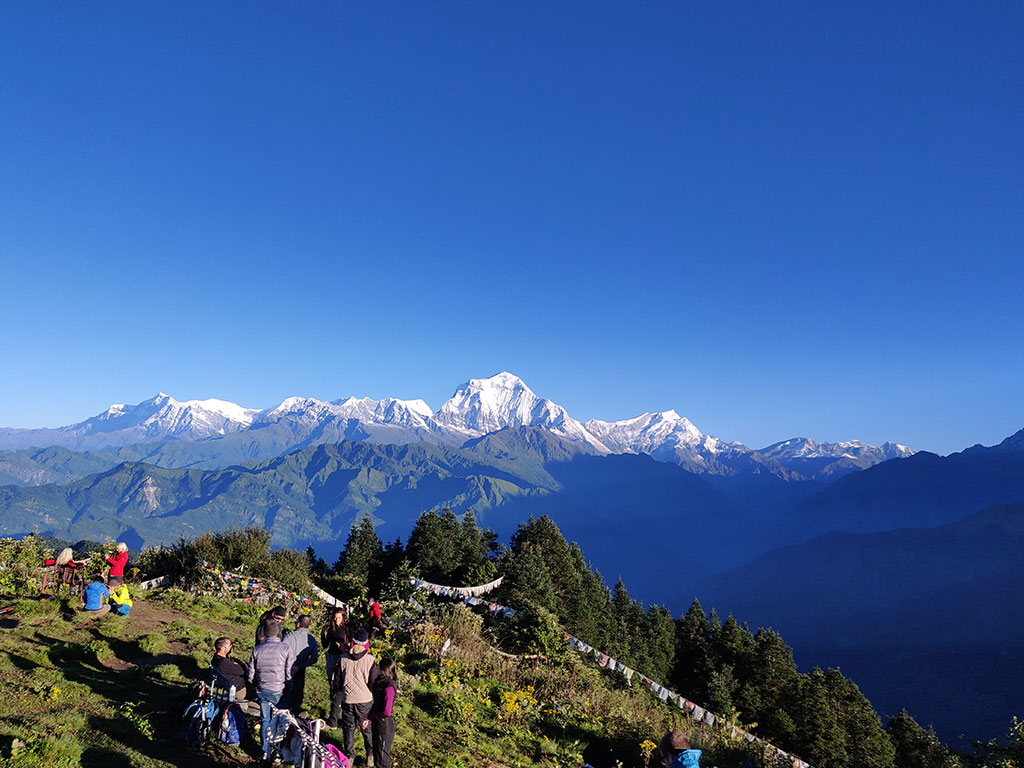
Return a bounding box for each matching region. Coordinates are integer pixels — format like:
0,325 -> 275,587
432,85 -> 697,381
325,719 -> 338,729
366,758 -> 375,767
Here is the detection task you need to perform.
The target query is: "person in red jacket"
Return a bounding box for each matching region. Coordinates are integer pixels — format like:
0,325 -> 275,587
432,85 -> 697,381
106,542 -> 128,579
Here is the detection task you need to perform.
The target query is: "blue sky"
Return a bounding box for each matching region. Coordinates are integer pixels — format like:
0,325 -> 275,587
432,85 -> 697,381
1,2 -> 1021,454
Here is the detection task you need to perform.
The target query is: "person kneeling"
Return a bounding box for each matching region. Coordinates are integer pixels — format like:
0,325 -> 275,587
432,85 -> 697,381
108,577 -> 133,616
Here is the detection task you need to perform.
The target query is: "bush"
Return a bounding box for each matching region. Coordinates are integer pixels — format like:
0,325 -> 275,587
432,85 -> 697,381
137,634 -> 167,655
492,605 -> 568,660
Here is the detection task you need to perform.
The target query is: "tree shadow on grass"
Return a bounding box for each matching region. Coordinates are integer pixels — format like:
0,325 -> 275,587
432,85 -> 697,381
83,711 -> 260,767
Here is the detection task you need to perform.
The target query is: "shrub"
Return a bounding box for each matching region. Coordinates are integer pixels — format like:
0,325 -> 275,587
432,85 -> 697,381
137,633 -> 167,655
150,663 -> 184,682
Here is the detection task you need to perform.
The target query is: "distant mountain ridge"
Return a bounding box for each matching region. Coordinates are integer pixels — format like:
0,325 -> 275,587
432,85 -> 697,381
0,372 -> 912,484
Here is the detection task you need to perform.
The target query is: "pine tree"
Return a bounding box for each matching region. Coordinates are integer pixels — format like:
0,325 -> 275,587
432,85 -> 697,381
886,710 -> 957,768
370,538 -> 405,596
824,668 -> 895,768
642,605 -> 677,684
407,509 -> 458,582
501,540 -> 556,610
788,668 -> 848,767
335,515 -> 383,596
736,628 -> 798,742
672,598 -> 714,701
609,579 -> 644,668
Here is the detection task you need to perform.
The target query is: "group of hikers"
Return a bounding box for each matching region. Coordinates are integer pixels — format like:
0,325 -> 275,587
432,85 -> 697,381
212,600 -> 394,767
44,542 -> 135,617
42,543 -> 702,767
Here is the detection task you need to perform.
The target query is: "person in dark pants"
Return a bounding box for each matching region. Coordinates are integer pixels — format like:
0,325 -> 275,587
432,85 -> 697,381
328,628 -> 379,765
362,658 -> 398,768
282,615 -> 319,712
321,607 -> 349,690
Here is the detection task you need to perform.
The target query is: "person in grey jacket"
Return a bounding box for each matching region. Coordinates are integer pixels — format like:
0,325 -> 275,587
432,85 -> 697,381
247,622 -> 294,760
282,614 -> 319,712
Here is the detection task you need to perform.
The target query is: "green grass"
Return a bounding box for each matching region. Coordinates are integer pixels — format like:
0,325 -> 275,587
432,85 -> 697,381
0,589 -> 777,768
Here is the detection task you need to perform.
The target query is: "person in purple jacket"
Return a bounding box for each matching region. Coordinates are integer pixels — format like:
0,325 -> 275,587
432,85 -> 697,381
361,658 -> 398,768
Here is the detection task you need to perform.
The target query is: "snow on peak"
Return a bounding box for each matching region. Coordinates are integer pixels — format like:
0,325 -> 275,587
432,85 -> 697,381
585,410 -> 705,454
435,373 -> 608,451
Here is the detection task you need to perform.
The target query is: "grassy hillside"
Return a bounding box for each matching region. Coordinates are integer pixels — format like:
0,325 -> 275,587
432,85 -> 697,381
0,584 -> 771,768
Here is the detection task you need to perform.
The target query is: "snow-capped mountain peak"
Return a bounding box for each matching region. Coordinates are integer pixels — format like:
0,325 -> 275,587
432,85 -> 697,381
434,372 -> 609,451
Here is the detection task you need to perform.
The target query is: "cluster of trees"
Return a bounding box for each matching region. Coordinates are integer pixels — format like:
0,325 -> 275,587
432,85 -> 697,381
313,511 -> 964,768
142,512 -> 990,768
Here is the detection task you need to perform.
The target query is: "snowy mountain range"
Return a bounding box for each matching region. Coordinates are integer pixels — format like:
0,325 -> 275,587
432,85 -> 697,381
0,372 -> 913,479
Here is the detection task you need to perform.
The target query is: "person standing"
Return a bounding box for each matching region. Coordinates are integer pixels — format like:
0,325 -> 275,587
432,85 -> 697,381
282,615 -> 319,712
328,628 -> 379,765
106,542 -> 128,580
256,605 -> 287,645
321,608 -> 349,690
362,658 -> 398,768
247,622 -> 294,761
366,597 -> 383,639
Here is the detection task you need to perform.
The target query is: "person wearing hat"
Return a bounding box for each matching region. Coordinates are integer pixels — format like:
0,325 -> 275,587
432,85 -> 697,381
328,628 -> 380,765
255,605 -> 287,645
658,730 -> 702,768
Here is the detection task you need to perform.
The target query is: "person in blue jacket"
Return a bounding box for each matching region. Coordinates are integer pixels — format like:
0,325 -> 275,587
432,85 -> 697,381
82,574 -> 111,617
659,730 -> 702,768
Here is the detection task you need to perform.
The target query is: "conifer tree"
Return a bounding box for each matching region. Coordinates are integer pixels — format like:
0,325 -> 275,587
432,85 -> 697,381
502,540 -> 556,610
609,579 -> 643,667
335,515 -> 383,595
642,605 -> 677,685
737,628 -> 798,742
824,668 -> 895,768
672,598 -> 714,701
788,668 -> 847,767
407,509 -> 458,582
886,710 -> 957,768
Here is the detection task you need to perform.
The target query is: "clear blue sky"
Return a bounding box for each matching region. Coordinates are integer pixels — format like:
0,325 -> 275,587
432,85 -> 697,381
1,2 -> 1021,455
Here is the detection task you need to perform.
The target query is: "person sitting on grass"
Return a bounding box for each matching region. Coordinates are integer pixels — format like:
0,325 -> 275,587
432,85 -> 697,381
658,730 -> 702,768
82,574 -> 110,617
107,577 -> 133,616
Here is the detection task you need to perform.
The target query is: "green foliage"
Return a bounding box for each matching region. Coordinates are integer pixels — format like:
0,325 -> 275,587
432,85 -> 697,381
334,514 -> 383,596
137,633 -> 167,655
121,701 -> 155,740
0,535 -> 47,594
407,508 -> 461,582
136,525 -> 312,593
493,605 -> 568,659
150,663 -> 184,682
967,716 -> 1024,768
886,709 -> 961,768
